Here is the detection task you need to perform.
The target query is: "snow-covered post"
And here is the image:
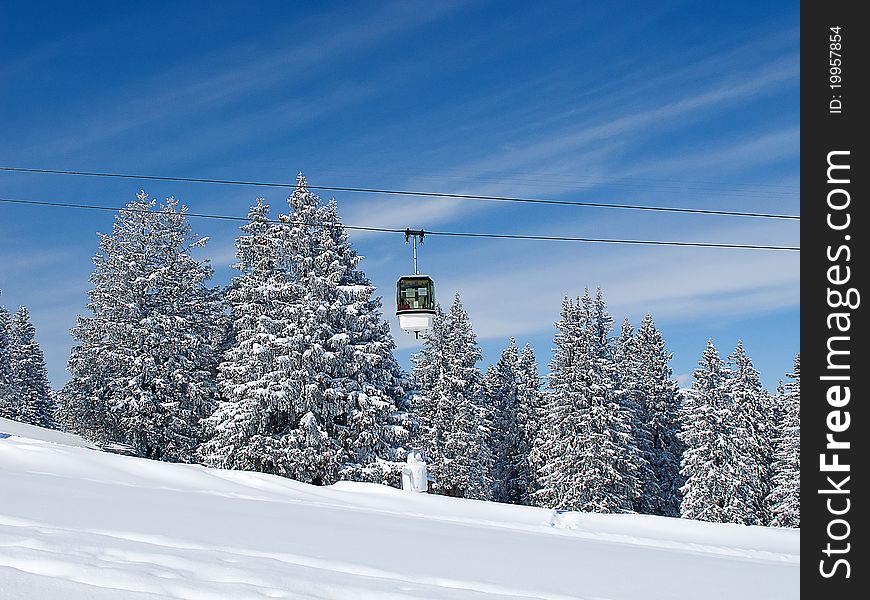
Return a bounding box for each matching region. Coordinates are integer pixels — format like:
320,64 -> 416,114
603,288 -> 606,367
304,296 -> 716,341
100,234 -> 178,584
401,451 -> 429,493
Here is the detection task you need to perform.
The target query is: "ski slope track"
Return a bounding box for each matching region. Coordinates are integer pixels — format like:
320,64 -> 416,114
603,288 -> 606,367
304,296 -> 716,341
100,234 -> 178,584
0,417 -> 799,599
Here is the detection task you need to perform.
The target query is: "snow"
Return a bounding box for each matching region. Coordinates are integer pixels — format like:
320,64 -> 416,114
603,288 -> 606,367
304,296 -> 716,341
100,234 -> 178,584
0,417 -> 95,448
0,424 -> 798,599
400,452 -> 429,493
337,285 -> 370,294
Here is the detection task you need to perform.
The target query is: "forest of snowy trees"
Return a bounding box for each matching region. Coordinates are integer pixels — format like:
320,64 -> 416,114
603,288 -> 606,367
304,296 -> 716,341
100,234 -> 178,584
0,176 -> 800,527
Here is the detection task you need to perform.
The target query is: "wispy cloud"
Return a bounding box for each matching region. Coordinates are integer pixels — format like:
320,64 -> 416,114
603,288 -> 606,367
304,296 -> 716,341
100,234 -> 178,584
623,127 -> 800,182
451,59 -> 798,180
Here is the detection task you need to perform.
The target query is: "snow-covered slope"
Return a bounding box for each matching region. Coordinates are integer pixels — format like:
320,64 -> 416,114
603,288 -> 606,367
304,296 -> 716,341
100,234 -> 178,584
0,423 -> 799,599
0,416 -> 96,448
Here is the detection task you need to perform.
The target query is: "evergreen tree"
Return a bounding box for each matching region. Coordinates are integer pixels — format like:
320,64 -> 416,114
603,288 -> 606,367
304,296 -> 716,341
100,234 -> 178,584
409,303 -> 447,482
202,178 -> 409,486
412,294 -> 491,499
615,317 -> 656,513
200,198 -> 299,474
529,297 -> 583,510
487,339 -> 535,505
274,174 -> 345,483
516,343 -> 542,501
768,353 -> 800,527
61,193 -> 225,462
7,307 -> 54,427
727,341 -> 773,525
634,315 -> 684,517
532,290 -> 641,513
587,290 -> 645,510
0,303 -> 15,420
313,198 -> 410,482
679,340 -> 748,523
517,343 -> 543,436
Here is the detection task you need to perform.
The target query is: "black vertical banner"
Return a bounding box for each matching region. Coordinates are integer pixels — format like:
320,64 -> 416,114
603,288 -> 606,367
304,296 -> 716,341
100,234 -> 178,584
802,1 -> 867,596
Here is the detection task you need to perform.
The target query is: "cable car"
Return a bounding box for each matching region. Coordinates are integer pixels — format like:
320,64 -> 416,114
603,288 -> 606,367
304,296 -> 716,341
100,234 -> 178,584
396,275 -> 435,336
396,229 -> 435,338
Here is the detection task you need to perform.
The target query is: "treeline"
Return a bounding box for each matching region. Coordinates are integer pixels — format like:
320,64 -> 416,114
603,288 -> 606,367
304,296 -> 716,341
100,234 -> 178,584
57,179 -> 410,485
412,292 -> 800,527
0,176 -> 799,527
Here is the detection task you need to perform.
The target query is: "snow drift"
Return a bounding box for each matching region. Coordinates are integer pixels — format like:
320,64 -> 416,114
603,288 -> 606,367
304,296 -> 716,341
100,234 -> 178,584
0,418 -> 798,599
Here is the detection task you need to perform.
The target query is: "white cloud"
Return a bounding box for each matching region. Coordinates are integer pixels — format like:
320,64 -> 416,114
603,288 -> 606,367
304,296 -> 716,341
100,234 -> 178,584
433,59 -> 798,182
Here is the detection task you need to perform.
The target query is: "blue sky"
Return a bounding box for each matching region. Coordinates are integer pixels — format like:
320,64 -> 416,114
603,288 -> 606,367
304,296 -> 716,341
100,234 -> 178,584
0,0 -> 799,390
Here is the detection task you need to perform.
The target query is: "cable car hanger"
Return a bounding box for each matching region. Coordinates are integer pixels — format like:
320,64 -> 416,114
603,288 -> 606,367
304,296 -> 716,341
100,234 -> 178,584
404,228 -> 425,275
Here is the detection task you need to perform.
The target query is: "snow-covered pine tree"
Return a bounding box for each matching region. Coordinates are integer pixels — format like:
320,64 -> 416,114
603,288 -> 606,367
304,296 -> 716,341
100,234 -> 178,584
62,193 -> 225,461
615,317 -> 656,514
768,353 -> 800,527
634,315 -> 684,517
314,198 -> 410,483
202,179 -> 409,486
271,174 -> 344,484
727,341 -> 773,525
485,343 -> 514,503
529,296 -> 583,509
487,339 -> 535,505
531,290 -> 641,513
7,306 -> 54,427
412,294 -> 492,499
679,340 -> 748,523
200,198 -> 299,474
409,303 -> 447,479
0,303 -> 15,420
516,343 -> 543,500
516,343 -> 543,449
586,289 -> 645,511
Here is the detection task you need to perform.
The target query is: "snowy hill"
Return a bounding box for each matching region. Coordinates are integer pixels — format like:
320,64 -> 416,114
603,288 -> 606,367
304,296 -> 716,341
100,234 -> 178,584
0,419 -> 799,599
0,416 -> 96,449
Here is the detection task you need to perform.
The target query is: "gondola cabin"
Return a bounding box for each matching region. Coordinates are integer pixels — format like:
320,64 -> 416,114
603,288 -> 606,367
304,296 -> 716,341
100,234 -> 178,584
396,275 -> 435,336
